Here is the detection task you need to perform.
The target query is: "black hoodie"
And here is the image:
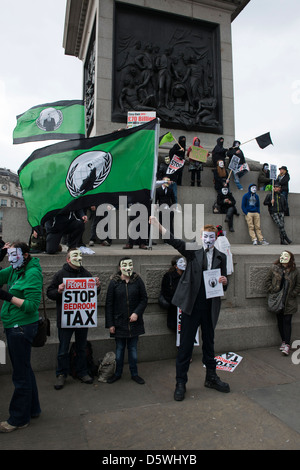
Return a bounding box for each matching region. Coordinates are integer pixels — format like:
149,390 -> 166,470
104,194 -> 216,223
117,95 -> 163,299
212,137 -> 227,166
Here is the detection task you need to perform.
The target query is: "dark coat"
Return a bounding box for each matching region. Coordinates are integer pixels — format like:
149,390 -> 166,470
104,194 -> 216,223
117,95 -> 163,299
265,264 -> 300,315
217,192 -> 236,214
275,173 -> 290,193
47,263 -> 100,328
212,137 -> 228,166
263,192 -> 287,214
166,234 -> 227,328
156,186 -> 176,207
105,273 -> 147,338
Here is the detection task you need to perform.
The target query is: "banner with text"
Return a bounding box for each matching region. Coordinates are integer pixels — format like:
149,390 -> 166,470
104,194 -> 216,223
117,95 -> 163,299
62,278 -> 98,328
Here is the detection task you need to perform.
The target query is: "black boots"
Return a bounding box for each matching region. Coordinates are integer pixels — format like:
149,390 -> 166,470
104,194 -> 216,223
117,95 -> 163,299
174,370 -> 230,401
204,369 -> 230,393
174,383 -> 186,401
281,234 -> 292,245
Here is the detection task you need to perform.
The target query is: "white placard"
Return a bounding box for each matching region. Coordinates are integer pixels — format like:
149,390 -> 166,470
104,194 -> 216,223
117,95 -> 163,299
203,268 -> 224,299
61,277 -> 98,328
270,164 -> 277,180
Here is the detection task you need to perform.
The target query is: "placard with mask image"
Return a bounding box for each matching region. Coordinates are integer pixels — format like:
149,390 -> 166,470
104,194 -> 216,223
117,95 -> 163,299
61,278 -> 98,328
202,231 -> 224,299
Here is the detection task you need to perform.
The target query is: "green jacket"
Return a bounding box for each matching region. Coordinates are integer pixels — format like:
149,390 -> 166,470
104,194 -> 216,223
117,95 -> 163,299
0,257 -> 43,328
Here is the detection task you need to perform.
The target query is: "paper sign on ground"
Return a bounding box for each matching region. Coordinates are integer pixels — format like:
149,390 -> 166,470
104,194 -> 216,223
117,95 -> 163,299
215,352 -> 243,372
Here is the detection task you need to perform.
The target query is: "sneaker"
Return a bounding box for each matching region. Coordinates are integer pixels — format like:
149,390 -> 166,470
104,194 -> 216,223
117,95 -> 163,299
131,375 -> 145,384
282,344 -> 290,356
252,239 -> 258,245
54,374 -> 65,390
89,240 -> 95,246
279,342 -> 286,351
260,239 -> 269,245
0,421 -> 29,433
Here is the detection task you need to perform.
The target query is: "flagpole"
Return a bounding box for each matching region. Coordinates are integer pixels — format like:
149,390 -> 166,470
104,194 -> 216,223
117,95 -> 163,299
148,118 -> 160,250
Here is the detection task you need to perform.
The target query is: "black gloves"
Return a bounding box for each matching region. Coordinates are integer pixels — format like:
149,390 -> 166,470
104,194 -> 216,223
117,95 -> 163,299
0,289 -> 13,302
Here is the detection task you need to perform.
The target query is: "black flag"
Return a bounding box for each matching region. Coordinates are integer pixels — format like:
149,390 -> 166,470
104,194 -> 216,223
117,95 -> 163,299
255,132 -> 273,149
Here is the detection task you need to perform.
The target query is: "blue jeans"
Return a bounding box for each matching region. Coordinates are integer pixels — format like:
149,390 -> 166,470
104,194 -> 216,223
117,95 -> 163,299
5,322 -> 41,427
115,336 -> 139,377
57,328 -> 89,378
233,169 -> 248,188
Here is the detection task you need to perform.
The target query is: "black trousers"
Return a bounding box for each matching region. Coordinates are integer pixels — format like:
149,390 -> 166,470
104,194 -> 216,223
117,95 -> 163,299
45,218 -> 85,254
176,284 -> 216,384
276,312 -> 292,344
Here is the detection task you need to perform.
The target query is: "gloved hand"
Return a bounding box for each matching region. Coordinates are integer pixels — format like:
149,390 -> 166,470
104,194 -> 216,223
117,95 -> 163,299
0,289 -> 13,302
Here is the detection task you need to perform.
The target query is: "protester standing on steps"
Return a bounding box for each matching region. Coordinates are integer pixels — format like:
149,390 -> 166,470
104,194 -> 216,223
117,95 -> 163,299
149,216 -> 230,401
265,251 -> 300,356
0,242 -> 43,433
187,136 -> 203,187
105,257 -> 148,385
275,166 -> 290,216
160,256 -> 186,331
257,163 -> 271,191
226,140 -> 248,190
241,184 -> 269,246
263,182 -> 292,245
47,248 -> 100,390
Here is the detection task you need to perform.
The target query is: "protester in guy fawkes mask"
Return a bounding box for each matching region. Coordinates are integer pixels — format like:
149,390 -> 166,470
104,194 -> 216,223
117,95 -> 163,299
149,216 -> 229,401
216,185 -> 238,232
0,242 -> 43,433
242,184 -> 269,246
265,251 -> 300,356
47,248 -> 100,391
105,257 -> 148,385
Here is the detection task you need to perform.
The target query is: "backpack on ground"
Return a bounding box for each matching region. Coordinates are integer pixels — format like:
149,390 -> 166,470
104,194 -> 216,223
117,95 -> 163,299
69,341 -> 98,379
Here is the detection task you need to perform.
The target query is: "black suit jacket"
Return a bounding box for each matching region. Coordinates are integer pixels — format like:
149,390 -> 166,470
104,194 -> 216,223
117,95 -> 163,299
166,234 -> 227,328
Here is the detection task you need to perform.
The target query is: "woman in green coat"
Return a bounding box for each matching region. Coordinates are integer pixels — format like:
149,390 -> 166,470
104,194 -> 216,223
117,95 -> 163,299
0,242 -> 43,433
265,251 -> 300,356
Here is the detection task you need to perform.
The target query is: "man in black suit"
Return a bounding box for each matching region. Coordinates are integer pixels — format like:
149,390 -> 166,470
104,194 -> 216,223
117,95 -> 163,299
155,177 -> 176,235
149,216 -> 230,400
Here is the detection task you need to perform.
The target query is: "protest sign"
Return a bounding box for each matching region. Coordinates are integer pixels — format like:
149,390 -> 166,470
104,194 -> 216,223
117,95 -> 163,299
215,352 -> 243,372
228,155 -> 240,172
127,111 -> 156,128
270,164 -> 277,180
61,278 -> 98,328
188,145 -> 208,162
166,155 -> 185,175
203,268 -> 224,299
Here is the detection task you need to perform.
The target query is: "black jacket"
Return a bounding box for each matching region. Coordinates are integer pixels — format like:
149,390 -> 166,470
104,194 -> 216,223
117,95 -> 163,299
212,137 -> 228,166
275,173 -> 290,193
166,234 -> 227,329
105,273 -> 147,338
264,192 -> 288,214
156,186 -> 176,207
217,192 -> 236,214
47,262 -> 100,328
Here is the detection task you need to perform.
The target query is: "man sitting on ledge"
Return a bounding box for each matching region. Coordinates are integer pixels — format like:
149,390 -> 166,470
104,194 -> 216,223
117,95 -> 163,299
149,216 -> 230,401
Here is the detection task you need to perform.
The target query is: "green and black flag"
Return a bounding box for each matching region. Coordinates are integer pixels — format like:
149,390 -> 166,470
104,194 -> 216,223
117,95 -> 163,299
13,100 -> 85,144
18,119 -> 158,228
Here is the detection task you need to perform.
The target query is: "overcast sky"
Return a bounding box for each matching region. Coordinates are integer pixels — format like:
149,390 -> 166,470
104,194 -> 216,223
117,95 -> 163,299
0,0 -> 299,192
